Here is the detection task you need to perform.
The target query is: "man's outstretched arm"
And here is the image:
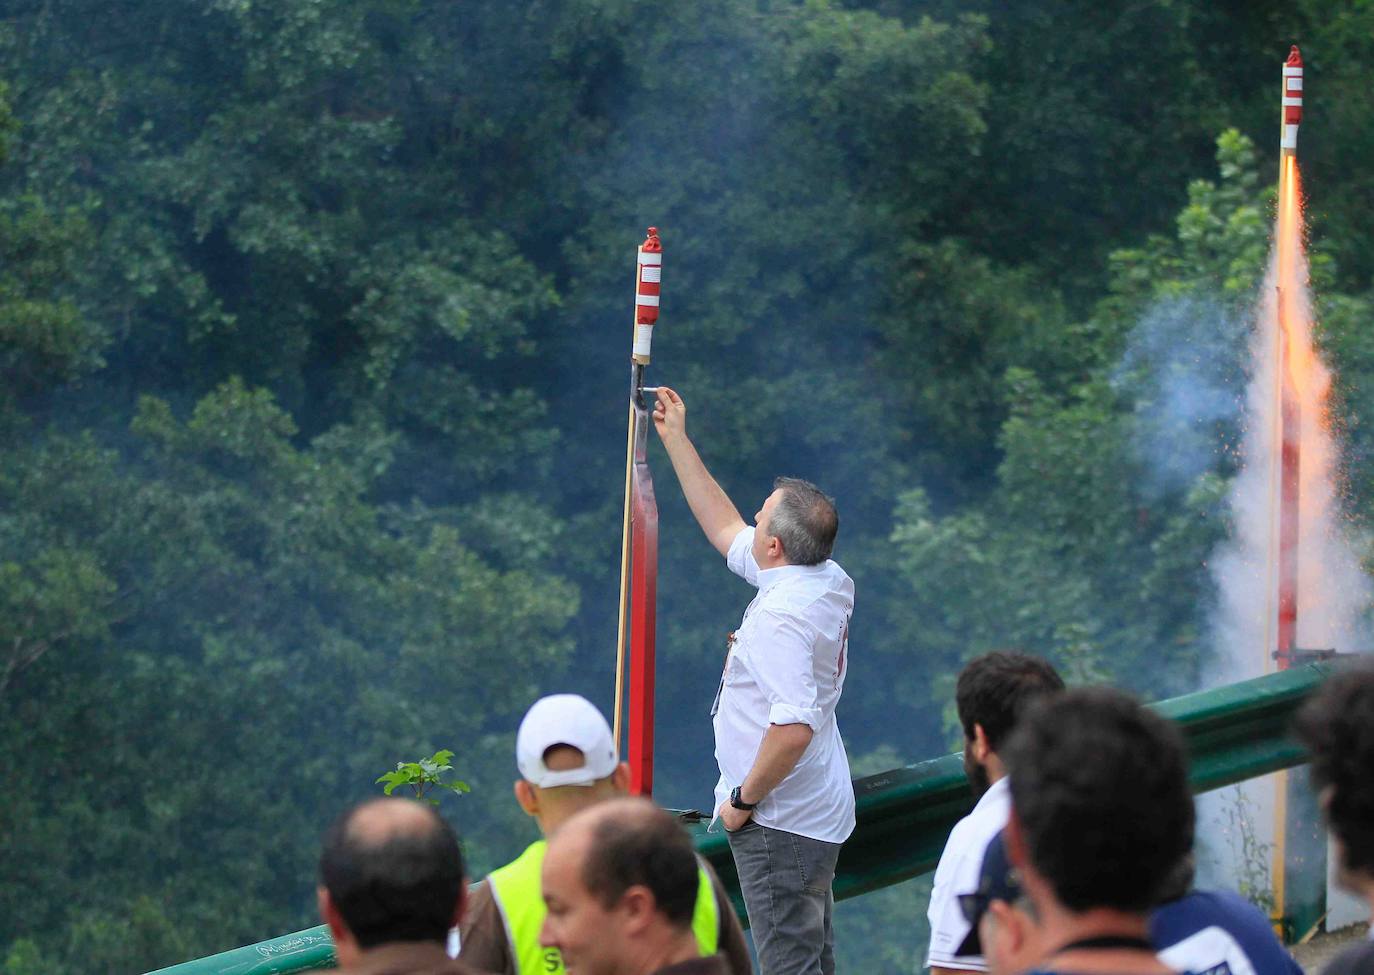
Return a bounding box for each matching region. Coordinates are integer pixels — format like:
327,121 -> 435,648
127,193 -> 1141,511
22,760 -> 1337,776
651,387 -> 746,557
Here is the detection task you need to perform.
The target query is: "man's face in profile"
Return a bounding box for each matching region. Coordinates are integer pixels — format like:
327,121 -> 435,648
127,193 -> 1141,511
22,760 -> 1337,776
979,899 -> 1045,975
540,827 -> 624,975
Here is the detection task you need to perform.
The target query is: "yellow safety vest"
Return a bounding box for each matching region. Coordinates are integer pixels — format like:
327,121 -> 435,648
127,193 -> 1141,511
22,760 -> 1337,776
487,840 -> 720,975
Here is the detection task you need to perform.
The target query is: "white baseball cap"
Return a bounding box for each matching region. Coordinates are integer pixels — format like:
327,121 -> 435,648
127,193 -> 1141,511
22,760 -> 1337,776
516,694 -> 619,788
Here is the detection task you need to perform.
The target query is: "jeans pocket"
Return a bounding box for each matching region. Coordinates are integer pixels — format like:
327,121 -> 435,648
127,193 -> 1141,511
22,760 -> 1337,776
792,834 -> 838,895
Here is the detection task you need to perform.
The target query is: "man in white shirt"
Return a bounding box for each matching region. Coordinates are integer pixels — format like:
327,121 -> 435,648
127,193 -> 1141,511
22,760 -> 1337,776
651,386 -> 855,975
926,651 -> 1063,975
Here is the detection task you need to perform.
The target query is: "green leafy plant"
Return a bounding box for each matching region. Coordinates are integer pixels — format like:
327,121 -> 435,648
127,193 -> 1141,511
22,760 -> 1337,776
375,750 -> 471,805
1222,784 -> 1275,915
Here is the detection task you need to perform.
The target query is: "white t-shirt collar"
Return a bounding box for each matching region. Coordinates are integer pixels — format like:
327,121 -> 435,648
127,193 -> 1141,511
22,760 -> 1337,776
972,774 -> 1011,814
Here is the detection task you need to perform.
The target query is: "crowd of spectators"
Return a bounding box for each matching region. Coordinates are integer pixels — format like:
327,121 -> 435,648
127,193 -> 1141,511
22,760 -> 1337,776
310,659 -> 1374,975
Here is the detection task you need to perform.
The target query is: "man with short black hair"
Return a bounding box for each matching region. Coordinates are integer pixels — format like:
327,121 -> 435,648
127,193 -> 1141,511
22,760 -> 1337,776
959,833 -> 1301,975
652,387 -> 855,975
318,797 -> 483,974
540,798 -> 724,975
1002,687 -> 1194,975
927,651 -> 1064,975
1295,664 -> 1374,975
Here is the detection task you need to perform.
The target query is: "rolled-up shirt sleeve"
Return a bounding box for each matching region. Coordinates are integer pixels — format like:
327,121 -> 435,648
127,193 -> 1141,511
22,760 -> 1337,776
752,609 -> 824,732
726,526 -> 760,586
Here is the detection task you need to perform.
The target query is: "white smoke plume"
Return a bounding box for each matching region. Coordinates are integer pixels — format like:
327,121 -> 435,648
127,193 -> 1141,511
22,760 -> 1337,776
1208,245 -> 1370,688
1198,233 -> 1371,923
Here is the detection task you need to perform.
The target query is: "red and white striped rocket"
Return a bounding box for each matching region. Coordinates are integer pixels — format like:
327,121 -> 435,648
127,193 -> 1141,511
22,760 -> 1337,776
1281,46 -> 1303,157
632,227 -> 662,365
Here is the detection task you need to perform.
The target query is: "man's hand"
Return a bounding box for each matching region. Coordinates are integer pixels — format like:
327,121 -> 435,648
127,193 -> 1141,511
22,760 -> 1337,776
648,385 -> 746,557
718,800 -> 754,833
652,386 -> 687,444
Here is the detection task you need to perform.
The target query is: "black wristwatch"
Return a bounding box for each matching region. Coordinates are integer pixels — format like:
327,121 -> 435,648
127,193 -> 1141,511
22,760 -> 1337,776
729,786 -> 758,811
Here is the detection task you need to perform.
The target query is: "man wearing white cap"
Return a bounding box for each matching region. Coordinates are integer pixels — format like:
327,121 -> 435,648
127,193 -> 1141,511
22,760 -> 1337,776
458,694 -> 750,975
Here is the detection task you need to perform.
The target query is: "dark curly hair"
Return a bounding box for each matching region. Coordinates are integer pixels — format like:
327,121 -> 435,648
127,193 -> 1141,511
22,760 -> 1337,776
956,651 -> 1065,752
1004,686 -> 1194,914
1295,665 -> 1374,879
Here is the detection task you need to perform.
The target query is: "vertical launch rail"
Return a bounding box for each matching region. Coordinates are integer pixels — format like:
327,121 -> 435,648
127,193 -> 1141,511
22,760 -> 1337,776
1274,45 -> 1304,671
1268,45 -> 1326,942
627,389 -> 658,796
613,228 -> 663,798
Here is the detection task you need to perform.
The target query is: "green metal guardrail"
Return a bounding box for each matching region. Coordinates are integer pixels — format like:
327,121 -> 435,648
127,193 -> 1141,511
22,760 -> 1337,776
150,663 -> 1331,975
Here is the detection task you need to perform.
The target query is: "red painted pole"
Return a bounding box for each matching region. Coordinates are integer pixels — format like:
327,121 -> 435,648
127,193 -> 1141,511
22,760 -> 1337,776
628,404 -> 658,796
1277,372 -> 1300,669
614,227 -> 661,797
1275,142 -> 1301,672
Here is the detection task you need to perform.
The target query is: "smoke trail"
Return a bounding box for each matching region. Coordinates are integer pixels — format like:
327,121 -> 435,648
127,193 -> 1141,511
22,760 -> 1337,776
1208,225 -> 1370,689
1113,294 -> 1248,503
1198,168 -> 1371,919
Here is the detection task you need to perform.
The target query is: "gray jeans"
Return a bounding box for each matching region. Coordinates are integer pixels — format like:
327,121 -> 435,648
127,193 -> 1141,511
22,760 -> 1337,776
726,821 -> 842,975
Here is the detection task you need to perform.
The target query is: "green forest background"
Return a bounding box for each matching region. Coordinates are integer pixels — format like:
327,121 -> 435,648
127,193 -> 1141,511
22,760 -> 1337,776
4,2 -> 1374,972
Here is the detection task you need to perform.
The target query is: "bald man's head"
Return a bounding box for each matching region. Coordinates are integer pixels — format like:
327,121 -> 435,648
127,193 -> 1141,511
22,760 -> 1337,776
319,798 -> 465,950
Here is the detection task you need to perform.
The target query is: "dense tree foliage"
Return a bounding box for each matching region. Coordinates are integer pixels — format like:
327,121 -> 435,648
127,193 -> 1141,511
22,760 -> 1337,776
2,2 -> 1373,972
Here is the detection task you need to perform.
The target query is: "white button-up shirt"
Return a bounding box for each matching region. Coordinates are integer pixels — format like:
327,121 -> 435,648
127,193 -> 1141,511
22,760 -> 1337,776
711,526 -> 856,844
924,776 -> 1011,971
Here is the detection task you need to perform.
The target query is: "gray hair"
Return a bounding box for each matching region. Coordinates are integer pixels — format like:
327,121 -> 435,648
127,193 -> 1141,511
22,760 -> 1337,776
769,477 -> 838,566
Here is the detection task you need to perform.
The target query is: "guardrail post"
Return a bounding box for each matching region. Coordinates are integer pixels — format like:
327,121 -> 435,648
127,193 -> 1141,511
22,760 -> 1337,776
1279,765 -> 1327,941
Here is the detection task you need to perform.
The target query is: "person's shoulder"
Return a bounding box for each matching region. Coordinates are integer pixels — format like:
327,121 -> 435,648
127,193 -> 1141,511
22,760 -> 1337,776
817,558 -> 855,597
444,957 -> 500,975
1195,888 -> 1269,916
943,808 -> 985,848
456,878 -> 511,967
825,555 -> 853,581
1325,939 -> 1374,975
1154,888 -> 1284,945
933,800 -> 1005,887
944,794 -> 1007,852
460,878 -> 495,925
760,575 -> 851,622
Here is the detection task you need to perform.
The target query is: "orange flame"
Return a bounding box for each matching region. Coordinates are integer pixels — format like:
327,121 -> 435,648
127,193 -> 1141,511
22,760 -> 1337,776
1276,158 -> 1320,400
1265,154 -> 1341,668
